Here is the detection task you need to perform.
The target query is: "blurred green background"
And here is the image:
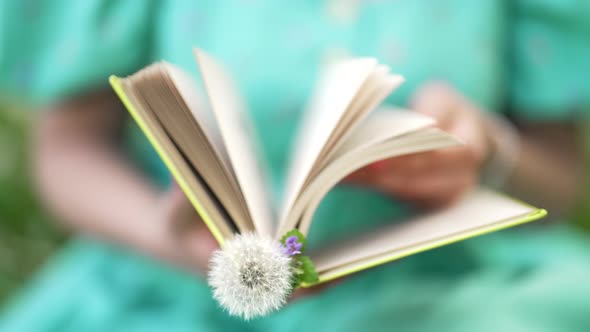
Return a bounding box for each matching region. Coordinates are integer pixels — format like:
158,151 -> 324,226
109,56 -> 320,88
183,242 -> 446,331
0,104 -> 66,301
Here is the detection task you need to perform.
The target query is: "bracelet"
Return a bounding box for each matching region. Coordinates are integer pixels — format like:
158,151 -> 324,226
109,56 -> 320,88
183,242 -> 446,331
480,111 -> 521,189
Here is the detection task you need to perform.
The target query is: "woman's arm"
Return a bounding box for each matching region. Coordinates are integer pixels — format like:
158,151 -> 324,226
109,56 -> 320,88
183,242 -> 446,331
506,122 -> 585,216
32,90 -> 217,271
31,90 -> 335,298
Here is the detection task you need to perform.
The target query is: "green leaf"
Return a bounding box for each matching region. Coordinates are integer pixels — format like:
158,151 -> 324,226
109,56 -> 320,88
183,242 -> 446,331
291,274 -> 303,289
297,255 -> 318,284
280,229 -> 306,252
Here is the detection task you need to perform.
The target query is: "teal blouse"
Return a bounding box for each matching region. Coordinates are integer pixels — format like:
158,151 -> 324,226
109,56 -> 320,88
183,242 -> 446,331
1,1 -> 590,331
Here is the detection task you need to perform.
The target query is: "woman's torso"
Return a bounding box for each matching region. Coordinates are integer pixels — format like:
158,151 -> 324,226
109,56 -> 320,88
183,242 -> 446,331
11,2 -> 585,331
130,0 -> 508,246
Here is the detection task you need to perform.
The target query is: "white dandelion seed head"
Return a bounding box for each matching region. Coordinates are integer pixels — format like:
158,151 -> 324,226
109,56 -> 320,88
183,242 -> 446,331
208,232 -> 293,320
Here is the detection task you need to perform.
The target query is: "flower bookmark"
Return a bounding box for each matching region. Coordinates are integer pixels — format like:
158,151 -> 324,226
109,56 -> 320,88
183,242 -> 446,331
208,230 -> 318,319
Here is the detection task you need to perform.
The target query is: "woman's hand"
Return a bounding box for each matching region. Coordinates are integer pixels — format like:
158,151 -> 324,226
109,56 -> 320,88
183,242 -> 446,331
33,90 -> 219,276
151,183 -> 219,274
344,82 -> 491,209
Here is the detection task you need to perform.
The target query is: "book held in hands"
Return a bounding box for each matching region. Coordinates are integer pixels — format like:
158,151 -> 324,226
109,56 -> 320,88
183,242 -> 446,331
110,48 -> 546,319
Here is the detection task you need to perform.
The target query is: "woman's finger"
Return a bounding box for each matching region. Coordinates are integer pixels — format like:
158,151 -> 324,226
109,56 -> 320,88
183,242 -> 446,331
183,226 -> 220,272
377,148 -> 477,175
448,111 -> 488,164
377,172 -> 477,208
410,81 -> 462,130
165,182 -> 220,272
344,152 -> 444,185
346,148 -> 476,186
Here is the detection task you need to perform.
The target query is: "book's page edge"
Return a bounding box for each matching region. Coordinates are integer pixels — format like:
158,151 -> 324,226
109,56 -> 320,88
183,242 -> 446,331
299,207 -> 547,287
192,49 -> 274,236
109,75 -> 227,246
279,58 -> 378,228
282,128 -> 461,237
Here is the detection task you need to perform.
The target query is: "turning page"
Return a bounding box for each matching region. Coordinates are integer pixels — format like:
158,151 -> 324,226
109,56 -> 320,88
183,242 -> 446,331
280,58 -> 404,232
277,110 -> 463,236
194,49 -> 274,236
110,76 -> 235,242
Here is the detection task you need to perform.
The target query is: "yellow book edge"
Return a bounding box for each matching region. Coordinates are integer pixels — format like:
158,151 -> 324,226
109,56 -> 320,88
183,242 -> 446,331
302,207 -> 547,287
110,75 -> 546,287
110,76 -> 226,246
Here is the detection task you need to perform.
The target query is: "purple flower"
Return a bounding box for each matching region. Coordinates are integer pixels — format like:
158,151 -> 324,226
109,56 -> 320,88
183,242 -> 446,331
282,236 -> 303,256
286,236 -> 298,246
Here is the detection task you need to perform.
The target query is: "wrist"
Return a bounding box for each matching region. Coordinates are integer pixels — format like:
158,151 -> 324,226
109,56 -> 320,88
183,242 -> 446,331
479,111 -> 521,188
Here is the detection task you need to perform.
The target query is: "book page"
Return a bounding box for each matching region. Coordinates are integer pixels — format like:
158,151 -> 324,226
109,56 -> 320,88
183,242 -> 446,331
280,58 -> 379,224
117,79 -> 235,240
310,188 -> 536,276
163,63 -> 233,171
297,130 -> 462,237
277,110 -> 460,236
129,64 -> 253,233
312,68 -> 404,174
324,108 -> 436,166
163,64 -> 253,231
194,49 -> 274,236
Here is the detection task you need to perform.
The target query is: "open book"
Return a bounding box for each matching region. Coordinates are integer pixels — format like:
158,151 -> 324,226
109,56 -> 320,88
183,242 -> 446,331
110,49 -> 546,287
